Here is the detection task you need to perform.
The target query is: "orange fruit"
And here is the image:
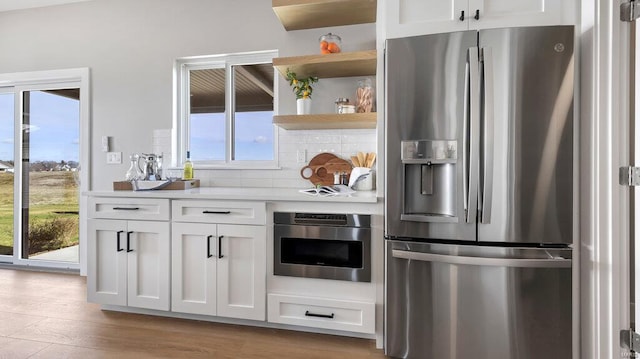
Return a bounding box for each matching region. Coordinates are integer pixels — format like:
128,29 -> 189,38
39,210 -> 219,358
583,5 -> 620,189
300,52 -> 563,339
327,42 -> 341,53
320,40 -> 329,50
321,49 -> 331,54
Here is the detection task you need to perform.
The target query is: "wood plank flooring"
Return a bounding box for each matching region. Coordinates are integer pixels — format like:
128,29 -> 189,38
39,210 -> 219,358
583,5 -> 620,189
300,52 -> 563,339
0,268 -> 386,358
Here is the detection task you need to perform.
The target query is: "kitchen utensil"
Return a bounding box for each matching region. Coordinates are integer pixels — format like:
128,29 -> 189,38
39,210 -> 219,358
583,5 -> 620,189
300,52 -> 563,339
366,152 -> 376,168
351,155 -> 360,167
357,152 -> 366,167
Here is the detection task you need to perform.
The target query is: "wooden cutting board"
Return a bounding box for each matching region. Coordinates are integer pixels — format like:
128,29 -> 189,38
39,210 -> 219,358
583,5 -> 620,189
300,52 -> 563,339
300,153 -> 352,186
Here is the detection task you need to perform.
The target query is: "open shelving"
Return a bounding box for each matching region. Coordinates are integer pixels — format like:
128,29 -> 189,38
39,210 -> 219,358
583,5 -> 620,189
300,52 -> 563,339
273,113 -> 377,130
273,50 -> 376,79
272,0 -> 377,31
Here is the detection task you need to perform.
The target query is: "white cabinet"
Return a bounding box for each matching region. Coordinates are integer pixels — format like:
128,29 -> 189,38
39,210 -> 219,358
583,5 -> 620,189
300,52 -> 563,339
385,0 -> 574,39
87,218 -> 170,311
268,294 -> 375,334
171,200 -> 266,321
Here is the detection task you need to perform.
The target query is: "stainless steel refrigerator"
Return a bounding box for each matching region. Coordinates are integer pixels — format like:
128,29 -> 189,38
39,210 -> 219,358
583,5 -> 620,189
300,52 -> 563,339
384,26 -> 575,359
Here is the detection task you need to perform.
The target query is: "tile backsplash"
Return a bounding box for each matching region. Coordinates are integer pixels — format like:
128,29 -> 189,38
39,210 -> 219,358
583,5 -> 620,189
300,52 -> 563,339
153,127 -> 377,188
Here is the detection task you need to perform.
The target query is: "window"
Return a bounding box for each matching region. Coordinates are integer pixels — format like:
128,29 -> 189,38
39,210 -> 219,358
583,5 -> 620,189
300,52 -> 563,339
175,51 -> 277,168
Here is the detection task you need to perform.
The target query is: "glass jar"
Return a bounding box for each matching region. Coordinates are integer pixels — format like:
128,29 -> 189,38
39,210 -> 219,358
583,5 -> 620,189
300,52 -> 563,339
125,154 -> 143,181
355,78 -> 375,113
319,33 -> 342,54
335,98 -> 350,113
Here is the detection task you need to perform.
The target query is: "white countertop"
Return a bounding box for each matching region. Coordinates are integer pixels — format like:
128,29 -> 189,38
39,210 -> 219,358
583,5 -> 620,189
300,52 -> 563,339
85,186 -> 379,203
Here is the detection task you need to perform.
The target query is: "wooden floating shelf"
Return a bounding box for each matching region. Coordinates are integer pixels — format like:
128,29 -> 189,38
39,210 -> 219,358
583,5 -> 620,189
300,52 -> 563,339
272,0 -> 377,31
273,50 -> 376,79
273,112 -> 377,130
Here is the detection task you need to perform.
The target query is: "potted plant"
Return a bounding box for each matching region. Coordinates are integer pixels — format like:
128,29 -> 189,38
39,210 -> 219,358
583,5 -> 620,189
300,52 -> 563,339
286,69 -> 318,115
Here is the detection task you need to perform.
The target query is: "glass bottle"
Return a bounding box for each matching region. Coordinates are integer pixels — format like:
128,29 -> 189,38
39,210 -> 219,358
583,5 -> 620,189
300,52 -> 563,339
183,151 -> 193,180
125,154 -> 143,181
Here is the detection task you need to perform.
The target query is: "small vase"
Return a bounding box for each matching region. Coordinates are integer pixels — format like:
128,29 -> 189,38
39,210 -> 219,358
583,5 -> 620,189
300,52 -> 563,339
296,98 -> 311,115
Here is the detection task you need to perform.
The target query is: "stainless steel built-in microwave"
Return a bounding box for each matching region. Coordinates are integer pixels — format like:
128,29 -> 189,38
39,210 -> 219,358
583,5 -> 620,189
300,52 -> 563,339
273,212 -> 371,282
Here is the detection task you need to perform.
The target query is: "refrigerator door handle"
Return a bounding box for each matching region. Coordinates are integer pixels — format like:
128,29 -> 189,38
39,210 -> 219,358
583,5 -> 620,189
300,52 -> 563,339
466,47 -> 480,224
391,249 -> 571,268
462,57 -> 470,217
480,47 -> 494,224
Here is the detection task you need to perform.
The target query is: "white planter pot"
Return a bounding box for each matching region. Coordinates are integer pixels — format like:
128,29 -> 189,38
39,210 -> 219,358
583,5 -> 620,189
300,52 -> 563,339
296,98 -> 311,115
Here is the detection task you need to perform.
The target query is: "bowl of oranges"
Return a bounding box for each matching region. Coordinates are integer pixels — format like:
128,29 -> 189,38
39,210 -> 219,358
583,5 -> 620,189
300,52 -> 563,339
319,33 -> 341,54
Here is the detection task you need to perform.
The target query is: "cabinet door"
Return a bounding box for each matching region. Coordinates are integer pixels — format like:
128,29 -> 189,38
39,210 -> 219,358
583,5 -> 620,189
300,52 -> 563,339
126,220 -> 170,311
385,0 -> 468,39
171,222 -> 217,316
87,219 -> 127,306
216,224 -> 266,321
468,0 -> 572,30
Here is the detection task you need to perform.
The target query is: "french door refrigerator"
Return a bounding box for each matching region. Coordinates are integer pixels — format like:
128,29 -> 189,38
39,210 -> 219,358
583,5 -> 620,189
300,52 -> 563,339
384,26 -> 575,359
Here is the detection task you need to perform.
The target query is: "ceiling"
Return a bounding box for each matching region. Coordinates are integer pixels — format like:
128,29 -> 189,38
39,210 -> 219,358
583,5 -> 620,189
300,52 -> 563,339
0,0 -> 92,12
190,64 -> 274,114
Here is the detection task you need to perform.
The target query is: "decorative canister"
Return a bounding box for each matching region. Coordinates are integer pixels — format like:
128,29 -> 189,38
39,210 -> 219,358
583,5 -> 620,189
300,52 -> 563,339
319,33 -> 342,54
356,78 -> 375,113
335,98 -> 350,113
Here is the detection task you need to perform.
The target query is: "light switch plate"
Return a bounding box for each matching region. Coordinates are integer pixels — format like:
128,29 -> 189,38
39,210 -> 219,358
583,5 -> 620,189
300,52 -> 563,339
101,136 -> 110,152
107,152 -> 122,164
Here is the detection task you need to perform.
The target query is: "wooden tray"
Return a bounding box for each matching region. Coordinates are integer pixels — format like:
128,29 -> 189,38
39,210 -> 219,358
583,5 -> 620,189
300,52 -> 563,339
113,179 -> 200,191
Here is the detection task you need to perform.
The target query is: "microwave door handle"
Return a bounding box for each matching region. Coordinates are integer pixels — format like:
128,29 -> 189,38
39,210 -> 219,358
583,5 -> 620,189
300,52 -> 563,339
391,249 -> 571,268
480,47 -> 494,224
466,47 -> 480,224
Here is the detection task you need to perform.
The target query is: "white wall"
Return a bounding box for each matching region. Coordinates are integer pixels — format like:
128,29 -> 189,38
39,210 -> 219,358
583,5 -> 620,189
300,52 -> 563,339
0,0 -> 378,190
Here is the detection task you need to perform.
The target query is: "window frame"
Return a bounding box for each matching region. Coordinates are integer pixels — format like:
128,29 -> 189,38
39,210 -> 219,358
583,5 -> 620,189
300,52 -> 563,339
174,50 -> 279,169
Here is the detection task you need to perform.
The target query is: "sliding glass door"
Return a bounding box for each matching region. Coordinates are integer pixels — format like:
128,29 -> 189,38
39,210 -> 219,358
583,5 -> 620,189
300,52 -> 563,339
0,77 -> 85,269
0,91 -> 14,259
21,89 -> 80,263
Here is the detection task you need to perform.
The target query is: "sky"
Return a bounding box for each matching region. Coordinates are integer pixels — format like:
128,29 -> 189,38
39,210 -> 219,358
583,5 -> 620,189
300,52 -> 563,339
190,111 -> 274,161
0,91 -> 273,164
0,91 -> 79,163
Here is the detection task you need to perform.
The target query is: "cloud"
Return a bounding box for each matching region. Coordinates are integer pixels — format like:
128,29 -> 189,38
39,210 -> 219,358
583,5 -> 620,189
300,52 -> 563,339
254,136 -> 268,144
21,124 -> 40,133
71,138 -> 79,145
0,138 -> 13,144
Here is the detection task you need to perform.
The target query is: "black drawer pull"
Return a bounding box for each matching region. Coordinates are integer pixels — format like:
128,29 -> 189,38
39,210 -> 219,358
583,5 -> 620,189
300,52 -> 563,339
459,10 -> 464,21
116,231 -> 124,252
207,235 -> 213,258
474,9 -> 480,20
113,207 -> 140,211
305,311 -> 334,319
218,235 -> 224,258
126,231 -> 134,252
203,210 -> 231,214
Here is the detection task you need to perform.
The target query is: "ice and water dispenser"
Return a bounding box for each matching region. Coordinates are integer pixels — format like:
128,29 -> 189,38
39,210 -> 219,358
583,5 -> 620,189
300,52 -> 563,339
401,140 -> 458,223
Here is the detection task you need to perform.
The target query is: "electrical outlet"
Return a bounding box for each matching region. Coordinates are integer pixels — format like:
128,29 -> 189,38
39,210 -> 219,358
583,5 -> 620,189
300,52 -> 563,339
297,149 -> 306,163
107,152 -> 122,164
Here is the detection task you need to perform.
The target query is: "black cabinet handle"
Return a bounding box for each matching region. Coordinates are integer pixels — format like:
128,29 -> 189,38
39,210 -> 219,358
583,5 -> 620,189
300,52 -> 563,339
459,10 -> 464,21
116,230 -> 124,252
207,235 -> 213,258
126,231 -> 134,252
218,235 -> 224,258
305,311 -> 334,319
113,207 -> 140,211
203,210 -> 231,214
474,9 -> 480,20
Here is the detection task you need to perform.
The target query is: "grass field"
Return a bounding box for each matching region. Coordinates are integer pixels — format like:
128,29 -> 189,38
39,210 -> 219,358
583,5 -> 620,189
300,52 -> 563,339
0,171 -> 79,256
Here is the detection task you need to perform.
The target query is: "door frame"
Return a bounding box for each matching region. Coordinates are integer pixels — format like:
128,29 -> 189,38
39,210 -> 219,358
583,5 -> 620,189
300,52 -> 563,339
0,68 -> 90,272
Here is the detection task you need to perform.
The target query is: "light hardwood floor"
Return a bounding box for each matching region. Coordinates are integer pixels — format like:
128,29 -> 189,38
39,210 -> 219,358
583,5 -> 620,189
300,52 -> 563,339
0,268 -> 386,358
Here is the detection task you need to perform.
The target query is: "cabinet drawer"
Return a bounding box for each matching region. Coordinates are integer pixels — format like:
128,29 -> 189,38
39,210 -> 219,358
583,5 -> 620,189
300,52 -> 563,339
172,200 -> 266,225
267,294 -> 375,334
88,197 -> 170,221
